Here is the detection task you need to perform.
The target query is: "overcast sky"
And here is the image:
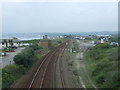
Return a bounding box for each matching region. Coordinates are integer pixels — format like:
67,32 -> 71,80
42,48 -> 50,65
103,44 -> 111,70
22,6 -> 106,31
1,2 -> 118,33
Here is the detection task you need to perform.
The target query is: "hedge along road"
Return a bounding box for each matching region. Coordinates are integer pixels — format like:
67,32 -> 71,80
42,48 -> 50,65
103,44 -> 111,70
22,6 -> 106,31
0,47 -> 25,68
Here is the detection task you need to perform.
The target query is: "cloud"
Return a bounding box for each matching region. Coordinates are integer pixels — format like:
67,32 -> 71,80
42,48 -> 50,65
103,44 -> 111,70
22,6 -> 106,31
1,2 -> 118,33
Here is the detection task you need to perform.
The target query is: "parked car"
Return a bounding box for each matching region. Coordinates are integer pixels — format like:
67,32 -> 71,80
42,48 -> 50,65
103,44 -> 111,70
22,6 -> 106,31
8,46 -> 18,49
94,41 -> 98,44
110,42 -> 119,46
1,52 -> 6,56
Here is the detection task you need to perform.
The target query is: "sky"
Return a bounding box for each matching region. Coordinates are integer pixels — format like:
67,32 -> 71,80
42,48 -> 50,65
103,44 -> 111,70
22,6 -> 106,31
1,1 -> 118,33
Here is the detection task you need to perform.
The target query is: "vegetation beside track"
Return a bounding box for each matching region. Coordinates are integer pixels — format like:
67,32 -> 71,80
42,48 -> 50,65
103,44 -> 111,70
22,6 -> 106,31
2,42 -> 45,88
2,65 -> 26,88
67,40 -> 78,75
13,44 -> 43,67
50,38 -> 65,49
67,40 -> 82,87
0,69 -> 1,89
21,39 -> 40,44
2,38 -> 65,88
84,42 -> 119,89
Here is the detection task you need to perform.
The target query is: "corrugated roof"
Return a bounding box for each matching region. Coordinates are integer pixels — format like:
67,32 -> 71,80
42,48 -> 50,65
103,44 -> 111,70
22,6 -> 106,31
0,38 -> 21,43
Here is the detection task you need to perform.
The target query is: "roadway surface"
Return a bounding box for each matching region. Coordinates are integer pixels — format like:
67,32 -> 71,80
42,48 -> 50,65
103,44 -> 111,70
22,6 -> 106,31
0,47 -> 25,68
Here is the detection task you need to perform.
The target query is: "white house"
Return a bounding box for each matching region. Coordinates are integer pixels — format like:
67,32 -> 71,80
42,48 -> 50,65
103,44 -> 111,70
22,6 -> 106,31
0,37 -> 21,49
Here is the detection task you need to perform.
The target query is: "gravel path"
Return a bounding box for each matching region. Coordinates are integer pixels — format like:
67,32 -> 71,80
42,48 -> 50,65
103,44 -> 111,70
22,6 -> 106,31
76,53 -> 86,89
75,41 -> 98,89
0,47 -> 25,68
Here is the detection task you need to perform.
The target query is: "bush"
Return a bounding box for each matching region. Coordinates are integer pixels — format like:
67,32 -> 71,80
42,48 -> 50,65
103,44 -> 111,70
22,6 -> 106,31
14,44 -> 41,68
72,40 -> 79,52
2,65 -> 26,88
96,43 -> 110,49
105,70 -> 119,88
85,37 -> 92,40
73,69 -> 78,76
22,39 -> 40,44
29,44 -> 43,51
2,44 -> 43,88
14,48 -> 34,67
50,39 -> 64,49
97,75 -> 105,84
92,61 -> 111,76
84,43 -> 119,89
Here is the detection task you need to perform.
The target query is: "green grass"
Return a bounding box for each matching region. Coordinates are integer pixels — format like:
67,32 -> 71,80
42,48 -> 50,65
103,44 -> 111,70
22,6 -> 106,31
79,67 -> 93,88
68,52 -> 77,68
84,43 -> 119,89
50,38 -> 65,49
0,69 -> 2,89
76,76 -> 82,88
67,52 -> 84,87
80,39 -> 93,42
67,40 -> 83,87
2,65 -> 26,88
21,39 -> 40,44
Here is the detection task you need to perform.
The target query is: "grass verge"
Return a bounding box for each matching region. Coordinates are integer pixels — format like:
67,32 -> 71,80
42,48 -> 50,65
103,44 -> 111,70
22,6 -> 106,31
84,43 -> 119,89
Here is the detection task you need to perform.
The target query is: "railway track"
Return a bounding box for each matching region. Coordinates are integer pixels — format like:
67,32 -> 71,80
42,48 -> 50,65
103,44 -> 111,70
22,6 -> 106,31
58,41 -> 71,88
12,40 -> 71,88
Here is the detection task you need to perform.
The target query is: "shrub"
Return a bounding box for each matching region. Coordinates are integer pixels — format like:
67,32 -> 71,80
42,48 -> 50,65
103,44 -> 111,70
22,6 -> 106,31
14,48 -> 34,67
2,65 -> 26,88
84,42 -> 119,89
22,39 -> 40,44
29,44 -> 43,51
96,43 -> 110,49
14,44 -> 41,68
2,44 -> 42,88
73,69 -> 78,76
97,75 -> 105,85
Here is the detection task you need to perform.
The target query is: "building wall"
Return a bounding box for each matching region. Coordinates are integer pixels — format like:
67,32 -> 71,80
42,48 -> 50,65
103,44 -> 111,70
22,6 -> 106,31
0,42 -> 20,48
39,41 -> 49,49
39,40 -> 51,50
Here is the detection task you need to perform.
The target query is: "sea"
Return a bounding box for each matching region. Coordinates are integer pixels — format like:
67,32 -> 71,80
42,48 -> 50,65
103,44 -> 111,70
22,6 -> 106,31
1,31 -> 118,40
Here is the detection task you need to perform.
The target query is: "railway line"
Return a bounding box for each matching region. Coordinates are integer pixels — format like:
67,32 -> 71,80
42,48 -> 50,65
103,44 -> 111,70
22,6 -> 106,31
12,40 -> 71,88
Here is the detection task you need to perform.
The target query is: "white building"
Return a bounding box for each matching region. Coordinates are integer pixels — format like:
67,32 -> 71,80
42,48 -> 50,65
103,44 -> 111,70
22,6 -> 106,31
0,37 -> 21,49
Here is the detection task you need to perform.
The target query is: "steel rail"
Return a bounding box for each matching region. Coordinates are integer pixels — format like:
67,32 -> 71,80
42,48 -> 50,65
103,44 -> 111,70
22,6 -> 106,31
28,42 -> 67,89
59,41 -> 71,88
39,43 -> 66,88
59,45 -> 67,88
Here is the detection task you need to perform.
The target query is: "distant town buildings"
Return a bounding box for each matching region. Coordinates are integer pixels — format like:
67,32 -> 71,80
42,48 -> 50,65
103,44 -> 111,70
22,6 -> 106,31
63,35 -> 86,40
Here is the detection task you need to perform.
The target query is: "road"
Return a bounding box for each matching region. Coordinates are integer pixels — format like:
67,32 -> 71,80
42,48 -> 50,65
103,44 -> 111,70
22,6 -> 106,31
0,47 -> 25,68
79,42 -> 95,52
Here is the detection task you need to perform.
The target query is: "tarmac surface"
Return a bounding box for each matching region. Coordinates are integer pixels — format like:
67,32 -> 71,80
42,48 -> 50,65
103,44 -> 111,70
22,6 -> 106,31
0,47 -> 25,68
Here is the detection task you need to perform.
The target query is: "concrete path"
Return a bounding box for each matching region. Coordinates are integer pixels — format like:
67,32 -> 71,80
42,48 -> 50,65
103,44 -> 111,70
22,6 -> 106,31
0,48 -> 25,68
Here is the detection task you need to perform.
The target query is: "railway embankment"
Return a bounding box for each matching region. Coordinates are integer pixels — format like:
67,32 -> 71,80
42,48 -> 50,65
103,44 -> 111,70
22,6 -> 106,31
69,39 -> 119,89
10,40 -> 72,88
84,43 -> 119,89
2,38 -> 67,88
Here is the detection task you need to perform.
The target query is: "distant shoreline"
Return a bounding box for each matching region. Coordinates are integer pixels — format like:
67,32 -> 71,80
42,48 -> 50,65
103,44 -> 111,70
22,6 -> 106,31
1,31 -> 118,40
